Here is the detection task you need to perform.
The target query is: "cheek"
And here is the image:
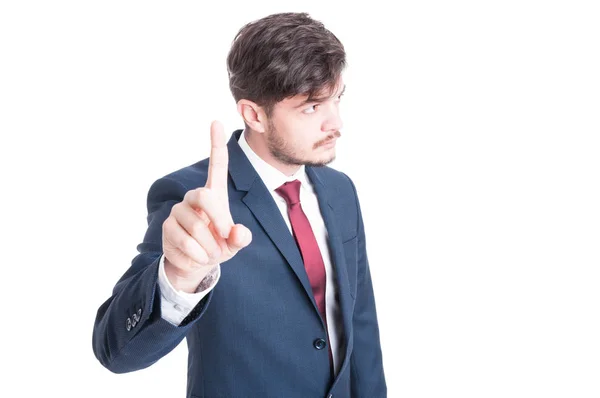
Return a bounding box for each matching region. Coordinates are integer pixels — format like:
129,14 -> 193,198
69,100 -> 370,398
293,116 -> 323,137
277,113 -> 323,149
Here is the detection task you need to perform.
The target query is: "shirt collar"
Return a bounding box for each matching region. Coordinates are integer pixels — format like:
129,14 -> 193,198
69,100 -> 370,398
237,129 -> 311,194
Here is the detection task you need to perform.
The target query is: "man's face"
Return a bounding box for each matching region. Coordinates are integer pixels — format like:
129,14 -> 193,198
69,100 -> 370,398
264,78 -> 345,167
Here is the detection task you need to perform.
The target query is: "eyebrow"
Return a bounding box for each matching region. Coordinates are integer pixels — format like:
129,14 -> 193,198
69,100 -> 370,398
294,84 -> 346,109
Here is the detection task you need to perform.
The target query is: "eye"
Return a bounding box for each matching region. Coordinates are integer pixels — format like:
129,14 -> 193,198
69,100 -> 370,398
303,104 -> 319,114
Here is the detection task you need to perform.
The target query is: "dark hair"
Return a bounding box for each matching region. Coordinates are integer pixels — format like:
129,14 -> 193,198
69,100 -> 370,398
227,12 -> 346,117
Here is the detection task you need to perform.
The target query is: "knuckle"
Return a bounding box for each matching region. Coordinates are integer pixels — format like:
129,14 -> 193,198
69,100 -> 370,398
183,191 -> 193,204
199,187 -> 216,202
169,204 -> 179,218
207,247 -> 222,261
162,217 -> 174,234
195,186 -> 208,196
180,236 -> 196,254
186,188 -> 203,204
190,220 -> 205,239
171,203 -> 186,219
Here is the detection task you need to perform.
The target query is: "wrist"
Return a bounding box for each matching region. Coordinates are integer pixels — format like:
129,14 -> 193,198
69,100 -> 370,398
164,257 -> 217,293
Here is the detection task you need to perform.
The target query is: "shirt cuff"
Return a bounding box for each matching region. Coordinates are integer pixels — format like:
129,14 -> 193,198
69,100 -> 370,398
157,254 -> 220,326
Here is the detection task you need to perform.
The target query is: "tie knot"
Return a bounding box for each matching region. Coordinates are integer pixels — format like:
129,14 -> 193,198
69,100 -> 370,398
275,179 -> 301,206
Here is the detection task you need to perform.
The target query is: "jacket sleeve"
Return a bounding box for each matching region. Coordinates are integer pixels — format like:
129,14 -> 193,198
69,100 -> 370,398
345,175 -> 387,397
92,176 -> 213,373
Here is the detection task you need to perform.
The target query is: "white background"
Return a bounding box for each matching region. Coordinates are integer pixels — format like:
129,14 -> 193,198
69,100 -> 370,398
1,1 -> 599,397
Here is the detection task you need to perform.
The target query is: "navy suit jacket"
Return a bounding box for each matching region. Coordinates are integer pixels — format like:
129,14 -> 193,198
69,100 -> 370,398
93,129 -> 386,397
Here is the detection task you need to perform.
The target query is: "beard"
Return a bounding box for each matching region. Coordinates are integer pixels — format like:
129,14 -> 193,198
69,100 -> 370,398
265,119 -> 338,168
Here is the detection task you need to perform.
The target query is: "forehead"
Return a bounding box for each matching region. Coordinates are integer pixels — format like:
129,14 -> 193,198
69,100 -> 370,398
279,77 -> 345,109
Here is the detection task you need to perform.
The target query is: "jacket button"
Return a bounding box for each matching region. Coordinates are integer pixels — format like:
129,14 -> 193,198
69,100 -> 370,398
313,338 -> 327,350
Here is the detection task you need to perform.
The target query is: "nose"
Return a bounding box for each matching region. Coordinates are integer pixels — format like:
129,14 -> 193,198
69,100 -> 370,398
322,104 -> 343,134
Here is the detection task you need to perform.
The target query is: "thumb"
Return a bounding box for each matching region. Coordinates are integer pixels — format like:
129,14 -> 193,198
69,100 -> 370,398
226,224 -> 252,252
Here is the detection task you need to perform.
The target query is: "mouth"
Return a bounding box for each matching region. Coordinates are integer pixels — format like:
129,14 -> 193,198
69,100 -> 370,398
321,138 -> 337,148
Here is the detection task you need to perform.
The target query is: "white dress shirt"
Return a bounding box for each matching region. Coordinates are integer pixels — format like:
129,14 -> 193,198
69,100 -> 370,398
158,129 -> 343,375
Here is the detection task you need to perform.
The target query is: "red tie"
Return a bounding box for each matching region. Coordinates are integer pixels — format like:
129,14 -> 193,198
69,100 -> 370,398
275,179 -> 334,373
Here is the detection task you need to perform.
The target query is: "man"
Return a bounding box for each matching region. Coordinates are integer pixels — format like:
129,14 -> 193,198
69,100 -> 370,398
93,12 -> 386,398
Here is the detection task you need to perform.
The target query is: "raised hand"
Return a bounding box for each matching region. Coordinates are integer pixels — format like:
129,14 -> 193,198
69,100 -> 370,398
162,121 -> 252,293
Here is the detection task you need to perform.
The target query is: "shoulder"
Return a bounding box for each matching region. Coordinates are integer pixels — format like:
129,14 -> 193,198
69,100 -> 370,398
311,166 -> 363,235
312,165 -> 359,201
160,157 -> 211,191
144,157 -> 210,211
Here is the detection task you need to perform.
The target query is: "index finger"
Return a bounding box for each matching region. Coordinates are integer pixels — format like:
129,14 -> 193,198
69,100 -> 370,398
206,120 -> 229,193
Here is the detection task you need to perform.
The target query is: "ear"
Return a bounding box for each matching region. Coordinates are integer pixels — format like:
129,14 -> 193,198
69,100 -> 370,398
237,100 -> 267,133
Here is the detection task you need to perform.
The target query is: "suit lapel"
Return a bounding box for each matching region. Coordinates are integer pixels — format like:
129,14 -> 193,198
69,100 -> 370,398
227,130 -> 353,355
227,130 -> 321,318
242,185 -> 322,314
306,167 -> 354,367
